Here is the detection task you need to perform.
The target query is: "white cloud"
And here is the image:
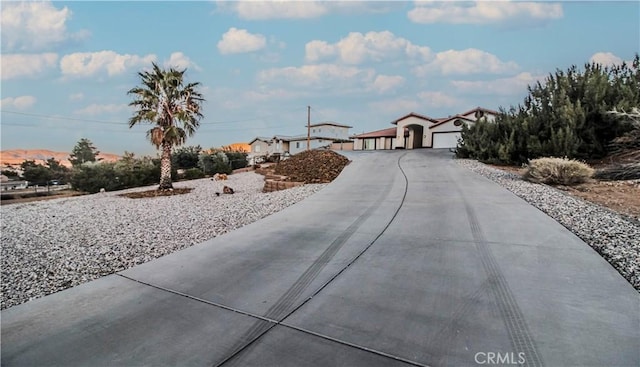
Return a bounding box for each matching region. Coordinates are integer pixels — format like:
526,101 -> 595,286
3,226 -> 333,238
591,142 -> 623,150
371,75 -> 405,94
164,52 -> 201,71
227,1 -> 328,20
258,63 -> 375,89
417,91 -> 459,108
413,48 -> 518,76
69,93 -> 84,101
74,103 -> 130,116
218,28 -> 267,55
305,31 -> 431,64
589,52 -> 624,67
1,1 -> 89,52
244,88 -> 305,102
217,1 -> 398,20
60,51 -> 157,77
1,53 -> 58,80
0,95 -> 37,110
368,98 -> 420,115
408,1 -> 563,26
451,72 -> 545,95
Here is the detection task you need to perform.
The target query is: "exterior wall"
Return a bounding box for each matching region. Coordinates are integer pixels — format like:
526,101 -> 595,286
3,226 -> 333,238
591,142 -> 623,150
250,140 -> 270,154
331,141 -> 354,151
428,120 -> 467,147
310,125 -> 350,140
395,116 -> 430,149
288,138 -> 332,155
461,111 -> 496,122
352,136 -> 395,150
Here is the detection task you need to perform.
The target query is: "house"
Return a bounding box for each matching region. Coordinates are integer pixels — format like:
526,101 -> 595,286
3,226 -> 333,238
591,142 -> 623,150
353,107 -> 498,150
1,180 -> 28,191
308,122 -> 352,141
248,121 -> 353,162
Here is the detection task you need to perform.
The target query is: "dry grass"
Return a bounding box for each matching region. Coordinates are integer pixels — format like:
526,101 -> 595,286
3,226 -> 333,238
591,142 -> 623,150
523,157 -> 594,185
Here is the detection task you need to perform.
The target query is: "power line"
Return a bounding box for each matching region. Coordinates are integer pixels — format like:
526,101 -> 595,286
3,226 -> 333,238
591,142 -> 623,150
0,122 -> 297,133
1,106 -> 308,126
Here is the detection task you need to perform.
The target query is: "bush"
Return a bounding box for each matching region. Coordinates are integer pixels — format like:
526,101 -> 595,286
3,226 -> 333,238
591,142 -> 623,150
183,168 -> 205,180
594,163 -> 640,181
522,157 -> 594,185
69,162 -> 121,193
225,152 -> 248,170
198,152 -> 232,175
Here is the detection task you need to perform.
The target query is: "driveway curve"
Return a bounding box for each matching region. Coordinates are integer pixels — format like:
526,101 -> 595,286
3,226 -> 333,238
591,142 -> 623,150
2,150 -> 638,367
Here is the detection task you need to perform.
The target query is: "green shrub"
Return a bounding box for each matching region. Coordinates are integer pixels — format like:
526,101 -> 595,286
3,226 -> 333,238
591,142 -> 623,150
69,162 -> 121,193
523,157 -> 594,185
225,152 -> 248,170
198,152 -> 232,175
183,168 -> 205,180
457,55 -> 640,165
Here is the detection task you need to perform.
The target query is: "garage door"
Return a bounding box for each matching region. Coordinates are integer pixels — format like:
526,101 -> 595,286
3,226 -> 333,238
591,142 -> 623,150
432,132 -> 461,149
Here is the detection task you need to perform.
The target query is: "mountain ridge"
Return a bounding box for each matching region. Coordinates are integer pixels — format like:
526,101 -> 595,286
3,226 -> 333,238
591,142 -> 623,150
0,149 -> 120,168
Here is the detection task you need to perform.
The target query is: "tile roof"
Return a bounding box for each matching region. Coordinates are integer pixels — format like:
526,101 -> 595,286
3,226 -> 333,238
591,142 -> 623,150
308,121 -> 353,128
352,127 -> 409,138
391,112 -> 440,125
428,115 -> 475,129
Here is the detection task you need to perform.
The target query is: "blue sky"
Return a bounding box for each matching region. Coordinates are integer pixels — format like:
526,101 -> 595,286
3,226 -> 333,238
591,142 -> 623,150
1,1 -> 638,156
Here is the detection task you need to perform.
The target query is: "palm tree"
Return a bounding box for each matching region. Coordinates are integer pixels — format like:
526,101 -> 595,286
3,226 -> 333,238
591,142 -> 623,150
128,62 -> 204,190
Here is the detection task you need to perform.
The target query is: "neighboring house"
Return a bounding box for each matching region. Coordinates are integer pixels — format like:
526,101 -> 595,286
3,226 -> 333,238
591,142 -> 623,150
308,122 -> 352,141
1,180 -> 28,191
247,121 -> 353,161
353,107 -> 498,150
352,127 -> 409,150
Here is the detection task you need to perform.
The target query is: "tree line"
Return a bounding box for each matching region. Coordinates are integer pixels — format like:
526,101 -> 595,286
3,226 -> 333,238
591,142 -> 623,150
2,139 -> 248,194
457,54 -> 640,165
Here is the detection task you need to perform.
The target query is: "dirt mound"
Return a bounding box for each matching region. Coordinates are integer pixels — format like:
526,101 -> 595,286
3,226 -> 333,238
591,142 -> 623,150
274,150 -> 350,183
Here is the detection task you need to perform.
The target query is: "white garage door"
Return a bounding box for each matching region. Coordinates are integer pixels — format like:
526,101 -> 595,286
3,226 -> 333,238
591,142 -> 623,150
432,132 -> 461,149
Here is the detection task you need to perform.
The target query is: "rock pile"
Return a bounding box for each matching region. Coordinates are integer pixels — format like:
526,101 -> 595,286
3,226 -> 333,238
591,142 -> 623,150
274,150 -> 350,184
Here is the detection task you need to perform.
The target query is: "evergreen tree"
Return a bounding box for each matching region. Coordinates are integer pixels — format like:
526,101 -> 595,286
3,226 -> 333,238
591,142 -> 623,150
69,138 -> 100,166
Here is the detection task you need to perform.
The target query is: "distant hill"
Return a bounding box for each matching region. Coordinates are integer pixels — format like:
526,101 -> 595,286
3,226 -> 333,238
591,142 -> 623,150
0,149 -> 120,168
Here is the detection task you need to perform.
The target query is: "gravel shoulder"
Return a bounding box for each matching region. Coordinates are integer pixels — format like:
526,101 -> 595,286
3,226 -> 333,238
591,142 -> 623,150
457,159 -> 640,291
1,172 -> 326,310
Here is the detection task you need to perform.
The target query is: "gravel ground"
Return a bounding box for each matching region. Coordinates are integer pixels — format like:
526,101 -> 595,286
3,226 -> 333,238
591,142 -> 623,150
457,159 -> 640,291
1,172 -> 326,310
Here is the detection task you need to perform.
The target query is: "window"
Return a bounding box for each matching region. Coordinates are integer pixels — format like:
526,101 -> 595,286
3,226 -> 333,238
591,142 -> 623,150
296,142 -> 300,149
454,119 -> 463,127
255,145 -> 261,152
312,129 -> 315,133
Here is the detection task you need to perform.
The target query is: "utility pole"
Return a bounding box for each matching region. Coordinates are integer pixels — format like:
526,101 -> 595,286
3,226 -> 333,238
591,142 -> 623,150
307,105 -> 311,151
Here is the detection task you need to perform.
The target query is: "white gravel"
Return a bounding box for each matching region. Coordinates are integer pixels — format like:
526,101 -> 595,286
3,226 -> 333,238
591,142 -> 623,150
1,172 -> 326,310
456,159 -> 640,291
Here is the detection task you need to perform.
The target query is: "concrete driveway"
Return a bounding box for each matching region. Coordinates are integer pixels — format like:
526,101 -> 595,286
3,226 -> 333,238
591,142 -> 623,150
2,150 -> 638,366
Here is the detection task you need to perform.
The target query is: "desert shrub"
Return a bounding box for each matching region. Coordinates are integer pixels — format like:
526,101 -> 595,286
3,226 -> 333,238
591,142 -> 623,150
522,157 -> 594,185
183,168 -> 205,180
69,162 -> 122,193
457,55 -> 640,165
173,145 -> 202,169
594,163 -> 640,181
198,152 -> 232,175
225,152 -> 248,170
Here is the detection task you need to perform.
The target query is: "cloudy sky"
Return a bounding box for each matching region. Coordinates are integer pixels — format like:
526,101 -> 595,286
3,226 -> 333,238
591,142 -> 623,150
1,1 -> 638,156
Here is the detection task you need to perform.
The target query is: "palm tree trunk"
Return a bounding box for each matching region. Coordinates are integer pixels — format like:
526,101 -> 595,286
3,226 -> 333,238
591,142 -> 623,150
159,142 -> 173,190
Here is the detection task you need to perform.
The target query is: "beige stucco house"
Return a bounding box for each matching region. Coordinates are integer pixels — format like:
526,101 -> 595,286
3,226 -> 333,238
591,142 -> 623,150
353,107 -> 498,150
